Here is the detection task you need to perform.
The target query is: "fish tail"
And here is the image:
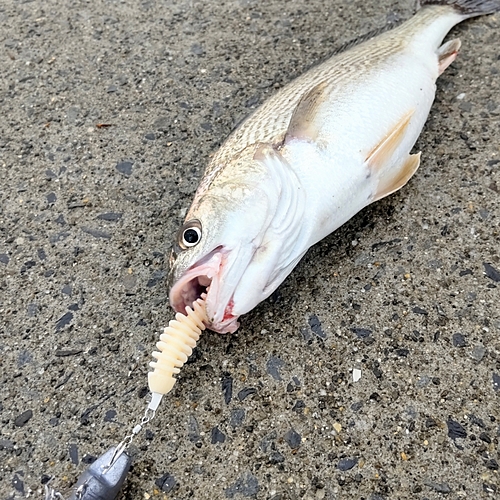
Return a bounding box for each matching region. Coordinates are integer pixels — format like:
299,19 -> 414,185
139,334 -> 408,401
419,0 -> 500,17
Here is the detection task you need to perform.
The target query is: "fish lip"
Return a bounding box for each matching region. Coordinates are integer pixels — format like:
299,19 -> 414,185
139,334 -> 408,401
170,246 -> 240,332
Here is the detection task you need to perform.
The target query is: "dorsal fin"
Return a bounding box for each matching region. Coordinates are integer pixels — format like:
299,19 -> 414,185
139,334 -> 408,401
330,20 -> 403,56
284,81 -> 329,143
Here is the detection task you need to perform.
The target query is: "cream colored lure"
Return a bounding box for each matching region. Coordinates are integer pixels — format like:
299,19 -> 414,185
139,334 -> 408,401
169,0 -> 500,333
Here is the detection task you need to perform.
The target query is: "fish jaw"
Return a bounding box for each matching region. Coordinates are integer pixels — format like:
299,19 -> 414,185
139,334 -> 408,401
168,243 -> 257,333
168,244 -> 241,333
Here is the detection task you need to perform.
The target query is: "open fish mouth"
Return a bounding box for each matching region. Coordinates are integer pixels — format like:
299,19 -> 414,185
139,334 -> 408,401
169,247 -> 223,315
169,246 -> 239,333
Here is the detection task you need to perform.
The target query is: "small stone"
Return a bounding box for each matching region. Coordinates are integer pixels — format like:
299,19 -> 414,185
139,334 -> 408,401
337,457 -> 358,471
107,84 -> 118,93
153,116 -> 169,130
81,227 -> 111,239
0,439 -> 14,450
333,422 -> 342,433
395,348 -> 410,357
493,373 -> 500,391
97,212 -> 122,221
483,483 -> 497,494
237,387 -> 256,401
245,94 -> 260,107
479,432 -> 491,443
483,263 -> 500,282
187,415 -> 201,443
211,427 -> 226,444
351,327 -> 372,338
222,375 -> 233,404
269,451 -> 285,464
412,306 -> 428,315
458,101 -> 472,112
351,401 -> 363,412
308,314 -> 326,338
424,481 -> 451,494
353,368 -> 362,382
416,375 -> 431,388
190,43 -> 204,56
146,270 -> 165,288
12,474 -> 25,494
116,160 -> 134,176
447,419 -> 467,439
27,303 -> 38,317
470,345 -> 486,362
55,312 -> 73,331
486,459 -> 499,470
155,472 -> 177,493
292,400 -> 305,413
104,409 -> 117,422
14,409 -> 33,427
82,454 -> 96,464
145,133 -> 156,140
62,284 -> 72,296
225,471 -> 259,498
0,253 -> 10,265
266,356 -> 285,381
284,428 -> 301,449
452,333 -> 466,347
230,409 -> 245,428
69,443 -> 79,465
37,248 -> 47,262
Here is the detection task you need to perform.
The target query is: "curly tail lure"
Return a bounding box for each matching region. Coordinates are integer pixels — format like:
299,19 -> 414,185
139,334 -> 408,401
148,297 -> 208,404
47,299 -> 208,500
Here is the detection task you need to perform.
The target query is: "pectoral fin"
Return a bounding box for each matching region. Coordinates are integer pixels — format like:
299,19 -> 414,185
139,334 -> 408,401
373,152 -> 421,201
284,81 -> 329,143
366,109 -> 415,173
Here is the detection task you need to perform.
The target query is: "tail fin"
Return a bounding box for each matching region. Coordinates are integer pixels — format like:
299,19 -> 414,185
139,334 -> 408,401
419,0 -> 500,17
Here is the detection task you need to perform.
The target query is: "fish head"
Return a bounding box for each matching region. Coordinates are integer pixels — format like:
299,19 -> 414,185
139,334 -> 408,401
168,143 -> 306,333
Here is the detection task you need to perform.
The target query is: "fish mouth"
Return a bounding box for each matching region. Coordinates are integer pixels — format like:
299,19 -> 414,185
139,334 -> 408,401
169,246 -> 239,333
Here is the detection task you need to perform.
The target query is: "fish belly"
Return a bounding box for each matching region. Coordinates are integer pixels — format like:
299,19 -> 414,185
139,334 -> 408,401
282,49 -> 438,248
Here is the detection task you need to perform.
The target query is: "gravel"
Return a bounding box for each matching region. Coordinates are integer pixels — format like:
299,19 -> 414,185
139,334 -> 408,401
1,0 -> 499,499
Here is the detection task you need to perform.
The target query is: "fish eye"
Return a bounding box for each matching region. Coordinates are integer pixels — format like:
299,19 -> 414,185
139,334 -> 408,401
178,220 -> 202,249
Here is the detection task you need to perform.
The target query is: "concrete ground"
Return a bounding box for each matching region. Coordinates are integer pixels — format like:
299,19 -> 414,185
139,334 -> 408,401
1,0 -> 499,499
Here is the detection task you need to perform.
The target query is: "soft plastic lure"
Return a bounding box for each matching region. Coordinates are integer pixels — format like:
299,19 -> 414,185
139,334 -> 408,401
148,297 -> 208,399
47,299 -> 208,500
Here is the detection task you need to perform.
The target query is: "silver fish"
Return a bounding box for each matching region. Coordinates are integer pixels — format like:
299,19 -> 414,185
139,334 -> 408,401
168,0 -> 500,333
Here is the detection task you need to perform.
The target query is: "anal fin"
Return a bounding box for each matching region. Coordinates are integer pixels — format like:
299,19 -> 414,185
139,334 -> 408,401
366,109 -> 415,173
373,152 -> 421,201
437,38 -> 461,76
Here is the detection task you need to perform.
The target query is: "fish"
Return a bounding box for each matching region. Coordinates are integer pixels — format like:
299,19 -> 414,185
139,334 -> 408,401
168,0 -> 500,333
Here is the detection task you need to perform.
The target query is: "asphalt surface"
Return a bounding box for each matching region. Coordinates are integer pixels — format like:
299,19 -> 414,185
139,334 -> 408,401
1,0 -> 499,499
